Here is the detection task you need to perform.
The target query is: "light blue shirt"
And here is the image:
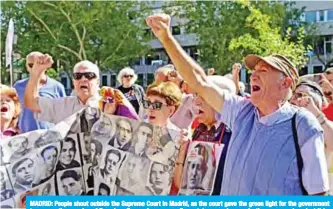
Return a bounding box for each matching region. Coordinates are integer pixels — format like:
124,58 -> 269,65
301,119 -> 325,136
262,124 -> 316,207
14,77 -> 66,133
217,93 -> 328,195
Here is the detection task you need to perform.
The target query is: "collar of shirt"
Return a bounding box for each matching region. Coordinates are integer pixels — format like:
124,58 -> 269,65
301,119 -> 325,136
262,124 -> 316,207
255,102 -> 295,126
76,95 -> 101,108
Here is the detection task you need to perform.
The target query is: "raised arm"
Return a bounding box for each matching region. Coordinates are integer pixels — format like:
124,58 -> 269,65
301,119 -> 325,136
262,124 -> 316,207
24,54 -> 53,112
146,14 -> 225,113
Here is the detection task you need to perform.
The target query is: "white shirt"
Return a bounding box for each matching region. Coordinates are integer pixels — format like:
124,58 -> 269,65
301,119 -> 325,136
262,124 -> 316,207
35,96 -> 100,124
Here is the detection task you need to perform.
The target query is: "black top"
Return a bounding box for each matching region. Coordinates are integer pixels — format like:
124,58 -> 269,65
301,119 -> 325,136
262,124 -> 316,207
117,85 -> 140,113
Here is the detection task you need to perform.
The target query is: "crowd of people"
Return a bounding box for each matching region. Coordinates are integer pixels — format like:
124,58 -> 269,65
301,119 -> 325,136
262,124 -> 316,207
1,13 -> 333,195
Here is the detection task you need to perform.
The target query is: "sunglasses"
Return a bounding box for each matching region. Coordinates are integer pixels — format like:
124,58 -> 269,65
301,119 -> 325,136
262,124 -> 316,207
27,63 -> 34,68
73,72 -> 97,80
143,100 -> 166,110
123,75 -> 134,78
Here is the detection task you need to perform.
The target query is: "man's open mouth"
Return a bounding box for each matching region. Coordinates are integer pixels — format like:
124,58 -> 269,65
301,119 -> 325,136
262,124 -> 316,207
252,85 -> 261,92
80,84 -> 89,90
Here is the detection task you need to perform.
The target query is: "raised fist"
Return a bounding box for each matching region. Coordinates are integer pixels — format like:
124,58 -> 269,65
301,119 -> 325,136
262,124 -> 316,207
146,14 -> 172,43
31,54 -> 54,76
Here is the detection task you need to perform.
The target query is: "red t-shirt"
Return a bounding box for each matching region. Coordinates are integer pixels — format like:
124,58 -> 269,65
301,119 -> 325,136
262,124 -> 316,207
323,103 -> 333,121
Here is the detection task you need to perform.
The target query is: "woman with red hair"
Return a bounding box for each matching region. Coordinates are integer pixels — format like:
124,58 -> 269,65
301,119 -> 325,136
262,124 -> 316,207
1,84 -> 21,138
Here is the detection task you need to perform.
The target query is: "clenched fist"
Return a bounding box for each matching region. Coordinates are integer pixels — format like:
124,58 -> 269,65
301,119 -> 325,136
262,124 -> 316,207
146,14 -> 172,43
31,54 -> 54,77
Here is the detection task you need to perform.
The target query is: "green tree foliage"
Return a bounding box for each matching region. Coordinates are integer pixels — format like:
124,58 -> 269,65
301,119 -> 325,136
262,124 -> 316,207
229,5 -> 310,69
1,0 -> 152,84
167,0 -> 309,74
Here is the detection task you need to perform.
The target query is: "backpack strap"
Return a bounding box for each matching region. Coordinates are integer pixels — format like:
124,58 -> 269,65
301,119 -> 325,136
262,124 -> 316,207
292,111 -> 308,195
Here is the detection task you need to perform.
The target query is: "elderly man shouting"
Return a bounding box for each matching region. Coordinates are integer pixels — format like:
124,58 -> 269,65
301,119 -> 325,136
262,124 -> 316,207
146,14 -> 329,195
24,54 -> 103,124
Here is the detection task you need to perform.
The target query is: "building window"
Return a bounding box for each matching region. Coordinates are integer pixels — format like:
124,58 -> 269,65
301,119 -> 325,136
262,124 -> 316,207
61,77 -> 68,89
305,11 -> 316,23
111,75 -> 116,87
147,73 -> 154,86
137,74 -> 144,86
319,10 -> 325,22
313,65 -> 323,74
326,42 -> 332,54
102,75 -> 108,86
299,66 -> 308,76
328,9 -> 333,21
188,47 -> 199,61
172,26 -> 181,35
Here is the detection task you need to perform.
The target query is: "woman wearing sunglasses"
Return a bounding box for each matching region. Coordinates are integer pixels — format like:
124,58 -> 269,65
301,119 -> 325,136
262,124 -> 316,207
117,67 -> 145,117
144,81 -> 182,129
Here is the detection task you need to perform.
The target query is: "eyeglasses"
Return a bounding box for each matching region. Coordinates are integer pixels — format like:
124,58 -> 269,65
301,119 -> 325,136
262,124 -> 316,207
27,63 -> 34,68
73,72 -> 97,80
143,100 -> 167,110
293,92 -> 310,100
123,75 -> 134,78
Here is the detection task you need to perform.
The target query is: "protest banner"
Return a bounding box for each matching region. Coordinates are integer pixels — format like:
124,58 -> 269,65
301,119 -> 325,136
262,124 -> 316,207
178,141 -> 223,195
0,107 -> 182,208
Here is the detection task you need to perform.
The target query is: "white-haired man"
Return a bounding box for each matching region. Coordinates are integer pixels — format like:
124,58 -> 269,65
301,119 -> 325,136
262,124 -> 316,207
24,55 -> 102,124
146,14 -> 328,195
14,52 -> 66,132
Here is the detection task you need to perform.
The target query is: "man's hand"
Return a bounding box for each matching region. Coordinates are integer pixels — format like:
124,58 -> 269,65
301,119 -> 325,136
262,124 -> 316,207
146,14 -> 172,43
296,96 -> 321,117
232,63 -> 241,77
167,70 -> 183,87
31,54 -> 54,77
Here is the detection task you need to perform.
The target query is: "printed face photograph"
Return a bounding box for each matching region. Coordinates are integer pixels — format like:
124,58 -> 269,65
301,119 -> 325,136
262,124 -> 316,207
187,154 -> 204,190
10,157 -> 36,193
147,128 -> 177,165
118,154 -> 150,194
8,136 -> 30,159
102,149 -> 122,177
58,169 -> 84,196
131,123 -> 153,156
82,133 -> 92,164
148,162 -> 171,195
99,148 -> 125,186
56,135 -> 81,170
40,144 -> 59,178
110,118 -> 133,150
91,115 -> 114,141
35,130 -> 62,148
91,140 -> 103,168
180,142 -> 219,194
1,167 -> 15,202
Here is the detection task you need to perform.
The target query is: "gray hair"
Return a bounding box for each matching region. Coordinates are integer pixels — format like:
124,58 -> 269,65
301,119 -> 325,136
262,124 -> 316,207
207,75 -> 236,94
73,60 -> 100,79
117,67 -> 138,85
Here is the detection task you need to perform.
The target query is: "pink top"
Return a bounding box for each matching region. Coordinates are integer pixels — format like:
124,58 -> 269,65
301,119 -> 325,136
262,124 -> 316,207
1,127 -> 19,139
